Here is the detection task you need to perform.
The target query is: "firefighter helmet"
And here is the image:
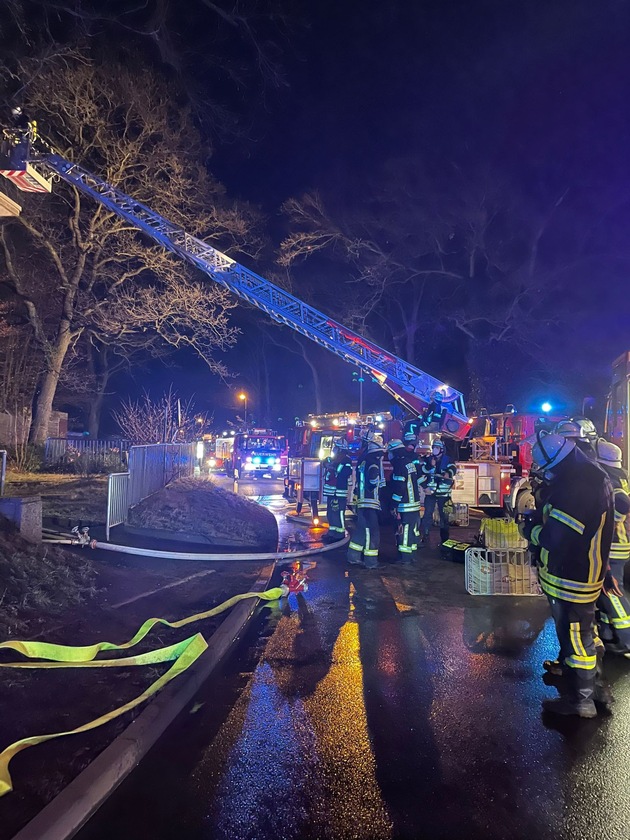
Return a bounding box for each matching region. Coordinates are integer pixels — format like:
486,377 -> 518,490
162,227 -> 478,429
554,417 -> 597,442
595,438 -> 623,468
531,431 -> 575,472
432,390 -> 445,403
431,439 -> 445,453
333,437 -> 350,451
386,438 -> 405,455
366,435 -> 385,454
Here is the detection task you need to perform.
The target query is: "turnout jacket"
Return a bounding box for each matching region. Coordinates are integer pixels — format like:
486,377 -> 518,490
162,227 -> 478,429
390,450 -> 422,512
323,452 -> 353,498
602,464 -> 630,563
524,450 -> 614,603
354,451 -> 383,510
419,453 -> 457,497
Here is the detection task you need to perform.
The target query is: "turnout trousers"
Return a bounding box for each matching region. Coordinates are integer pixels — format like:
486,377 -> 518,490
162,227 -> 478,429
549,597 -> 599,704
421,495 -> 450,542
396,509 -> 420,563
326,496 -> 347,540
596,560 -> 630,651
347,508 -> 380,568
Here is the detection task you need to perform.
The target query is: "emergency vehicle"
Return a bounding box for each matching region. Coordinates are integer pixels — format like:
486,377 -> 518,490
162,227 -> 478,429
205,432 -> 234,472
230,430 -> 288,479
606,351 -> 630,469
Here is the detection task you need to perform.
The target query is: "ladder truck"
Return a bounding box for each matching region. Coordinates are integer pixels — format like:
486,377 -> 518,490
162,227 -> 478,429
0,121 -> 472,443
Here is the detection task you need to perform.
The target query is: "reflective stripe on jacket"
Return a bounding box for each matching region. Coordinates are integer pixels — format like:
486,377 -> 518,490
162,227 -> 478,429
527,450 -> 614,603
389,450 -> 422,512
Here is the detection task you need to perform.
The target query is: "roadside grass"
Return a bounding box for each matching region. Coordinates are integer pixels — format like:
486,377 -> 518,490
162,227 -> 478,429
4,471 -> 108,523
0,514 -> 96,638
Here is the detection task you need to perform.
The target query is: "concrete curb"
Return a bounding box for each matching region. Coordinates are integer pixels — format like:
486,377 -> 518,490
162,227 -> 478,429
10,561 -> 277,840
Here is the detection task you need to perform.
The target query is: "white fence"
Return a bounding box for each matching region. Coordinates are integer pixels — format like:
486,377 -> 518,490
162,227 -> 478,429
45,437 -> 129,471
105,443 -> 196,540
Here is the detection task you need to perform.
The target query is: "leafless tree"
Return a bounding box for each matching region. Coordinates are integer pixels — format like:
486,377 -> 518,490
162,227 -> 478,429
112,389 -> 206,444
0,54 -> 263,443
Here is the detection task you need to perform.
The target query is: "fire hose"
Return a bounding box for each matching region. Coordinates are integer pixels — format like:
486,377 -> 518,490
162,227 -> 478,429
0,585 -> 292,797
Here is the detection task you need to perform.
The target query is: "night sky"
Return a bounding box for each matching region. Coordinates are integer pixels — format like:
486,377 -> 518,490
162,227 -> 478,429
9,0 -> 630,433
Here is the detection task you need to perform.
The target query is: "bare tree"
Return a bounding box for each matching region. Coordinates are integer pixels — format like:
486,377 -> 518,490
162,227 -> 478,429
0,302 -> 41,412
0,54 -> 263,443
112,389 -> 205,444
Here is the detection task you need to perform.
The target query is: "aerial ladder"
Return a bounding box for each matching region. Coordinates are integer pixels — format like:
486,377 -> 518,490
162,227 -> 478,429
0,122 -> 471,439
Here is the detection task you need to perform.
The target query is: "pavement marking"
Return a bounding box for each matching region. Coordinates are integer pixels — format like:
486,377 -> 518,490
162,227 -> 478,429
109,570 -> 217,609
380,575 -> 415,612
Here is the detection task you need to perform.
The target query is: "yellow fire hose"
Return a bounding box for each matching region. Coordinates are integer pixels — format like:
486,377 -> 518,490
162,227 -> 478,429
0,585 -> 286,797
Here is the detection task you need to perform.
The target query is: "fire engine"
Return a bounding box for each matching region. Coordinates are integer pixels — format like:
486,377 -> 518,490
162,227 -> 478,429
230,430 -> 288,479
204,432 -> 235,473
606,351 -> 630,469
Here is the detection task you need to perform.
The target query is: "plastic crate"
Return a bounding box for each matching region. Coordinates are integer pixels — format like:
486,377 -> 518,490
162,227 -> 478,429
480,518 -> 527,550
465,547 -> 543,596
431,502 -> 469,526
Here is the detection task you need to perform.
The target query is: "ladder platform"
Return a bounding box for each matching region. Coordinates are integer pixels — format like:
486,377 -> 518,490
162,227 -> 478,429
0,162 -> 52,193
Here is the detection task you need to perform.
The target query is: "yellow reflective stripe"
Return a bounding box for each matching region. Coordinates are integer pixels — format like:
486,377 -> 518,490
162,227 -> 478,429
609,594 -> 630,619
565,654 -> 597,670
539,579 -> 599,603
549,508 -> 585,535
538,569 -> 602,593
570,621 -> 588,658
588,511 -> 606,584
610,616 -> 630,629
530,525 -> 543,546
348,542 -> 363,551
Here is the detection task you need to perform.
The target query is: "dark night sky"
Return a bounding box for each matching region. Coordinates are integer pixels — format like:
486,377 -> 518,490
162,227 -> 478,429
98,0 -> 630,432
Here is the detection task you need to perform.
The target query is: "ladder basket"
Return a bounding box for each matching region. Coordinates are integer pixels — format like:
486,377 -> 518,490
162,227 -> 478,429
465,547 -> 542,596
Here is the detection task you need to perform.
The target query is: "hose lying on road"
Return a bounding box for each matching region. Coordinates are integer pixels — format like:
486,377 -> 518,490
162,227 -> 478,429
42,534 -> 350,564
0,585 -> 287,798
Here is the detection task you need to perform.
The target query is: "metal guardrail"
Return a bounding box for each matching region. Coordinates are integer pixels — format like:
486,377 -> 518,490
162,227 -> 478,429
106,472 -> 130,541
45,437 -> 129,471
106,443 -> 196,540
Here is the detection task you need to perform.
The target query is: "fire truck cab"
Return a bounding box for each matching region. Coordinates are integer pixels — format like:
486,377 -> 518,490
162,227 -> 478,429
230,429 -> 288,479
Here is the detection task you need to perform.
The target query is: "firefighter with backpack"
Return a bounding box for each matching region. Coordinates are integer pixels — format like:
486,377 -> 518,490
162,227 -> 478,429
322,438 -> 353,544
387,438 -> 422,564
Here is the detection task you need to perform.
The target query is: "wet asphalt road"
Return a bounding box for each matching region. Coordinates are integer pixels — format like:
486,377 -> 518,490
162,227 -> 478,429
76,507 -> 630,840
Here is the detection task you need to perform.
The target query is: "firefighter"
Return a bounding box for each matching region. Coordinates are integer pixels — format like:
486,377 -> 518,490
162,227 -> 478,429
387,438 -> 422,564
520,431 -> 614,717
419,439 -> 457,544
322,438 -> 353,544
554,417 -> 598,458
347,435 -> 385,569
420,390 -> 446,429
594,439 -> 630,656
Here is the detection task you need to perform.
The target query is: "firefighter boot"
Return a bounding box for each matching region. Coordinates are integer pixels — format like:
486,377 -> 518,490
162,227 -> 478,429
542,669 -> 597,718
439,527 -> 449,543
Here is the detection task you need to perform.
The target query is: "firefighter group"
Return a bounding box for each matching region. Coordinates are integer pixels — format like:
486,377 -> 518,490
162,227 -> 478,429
321,421 -> 457,568
321,415 -> 630,719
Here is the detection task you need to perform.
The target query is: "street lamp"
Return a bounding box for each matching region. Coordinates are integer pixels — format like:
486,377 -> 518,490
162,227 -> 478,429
238,392 -> 248,427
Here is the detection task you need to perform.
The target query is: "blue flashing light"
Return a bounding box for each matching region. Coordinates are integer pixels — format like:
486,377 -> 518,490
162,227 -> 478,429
253,456 -> 261,464
541,402 -> 552,414
267,456 -> 275,464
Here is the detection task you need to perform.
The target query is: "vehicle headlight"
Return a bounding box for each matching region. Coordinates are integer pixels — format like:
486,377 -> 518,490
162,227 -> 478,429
208,458 -> 217,467
246,456 -> 252,463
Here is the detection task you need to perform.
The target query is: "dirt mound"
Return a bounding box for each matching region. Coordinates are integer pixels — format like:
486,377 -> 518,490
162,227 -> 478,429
128,477 -> 278,550
0,515 -> 96,638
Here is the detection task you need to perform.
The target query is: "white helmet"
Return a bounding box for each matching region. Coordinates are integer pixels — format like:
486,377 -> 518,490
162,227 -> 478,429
531,431 -> 575,472
367,437 -> 385,455
595,438 -> 622,469
333,437 -> 350,452
554,417 -> 597,442
386,438 -> 405,454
